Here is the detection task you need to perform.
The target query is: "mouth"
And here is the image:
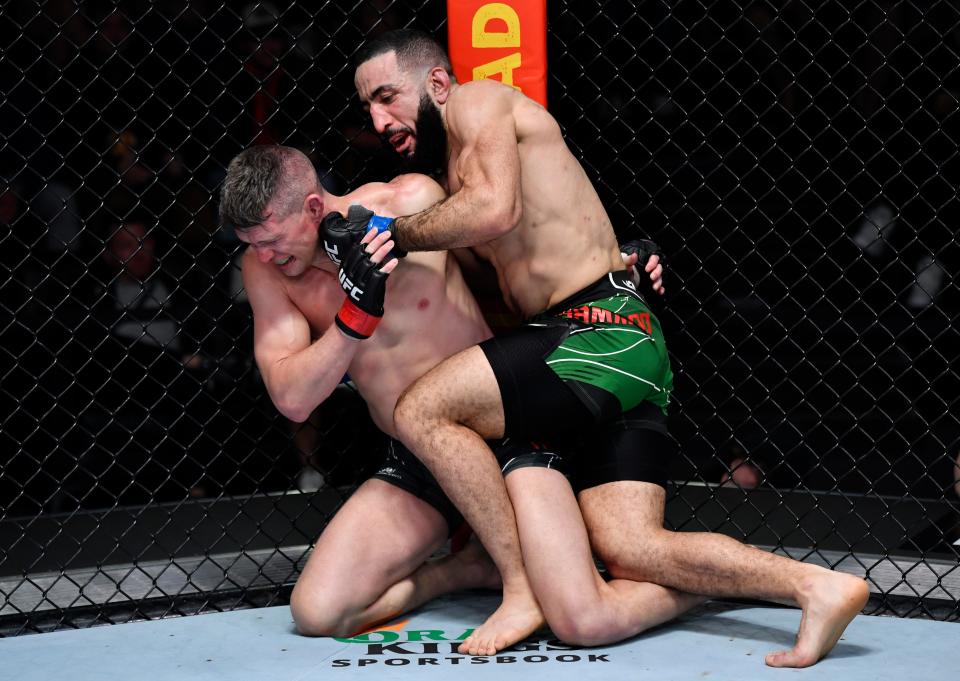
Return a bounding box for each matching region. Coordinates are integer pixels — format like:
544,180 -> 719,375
276,255 -> 293,267
390,131 -> 413,155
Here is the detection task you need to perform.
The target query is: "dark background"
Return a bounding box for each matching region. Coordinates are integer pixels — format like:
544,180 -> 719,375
0,0 -> 957,629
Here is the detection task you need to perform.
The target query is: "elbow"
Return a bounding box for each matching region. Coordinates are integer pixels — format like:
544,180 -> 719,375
270,383 -> 313,423
276,397 -> 311,424
485,198 -> 522,239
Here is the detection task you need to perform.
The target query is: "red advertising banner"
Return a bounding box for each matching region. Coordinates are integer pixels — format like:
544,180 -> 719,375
446,0 -> 548,107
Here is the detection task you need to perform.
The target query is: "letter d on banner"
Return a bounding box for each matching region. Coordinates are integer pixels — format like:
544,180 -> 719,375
447,0 -> 548,107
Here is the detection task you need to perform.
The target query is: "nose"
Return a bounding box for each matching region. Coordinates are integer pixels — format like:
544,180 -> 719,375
370,104 -> 392,134
256,246 -> 274,264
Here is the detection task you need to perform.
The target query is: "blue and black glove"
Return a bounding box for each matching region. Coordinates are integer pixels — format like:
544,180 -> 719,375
322,205 -> 404,266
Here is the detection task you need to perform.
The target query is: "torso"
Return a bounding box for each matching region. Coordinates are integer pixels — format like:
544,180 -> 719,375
446,82 -> 624,317
247,181 -> 491,435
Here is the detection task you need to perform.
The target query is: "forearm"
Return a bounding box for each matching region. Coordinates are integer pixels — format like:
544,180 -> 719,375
393,190 -> 515,252
261,331 -> 358,423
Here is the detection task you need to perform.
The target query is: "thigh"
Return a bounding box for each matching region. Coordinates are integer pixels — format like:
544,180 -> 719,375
577,480 -> 666,576
568,404 -> 673,492
506,467 -> 605,617
478,323 -> 593,441
294,479 -> 448,607
371,440 -> 463,532
401,344 -> 505,439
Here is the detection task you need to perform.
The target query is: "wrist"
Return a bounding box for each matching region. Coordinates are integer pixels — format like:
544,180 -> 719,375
388,216 -> 407,254
335,298 -> 381,340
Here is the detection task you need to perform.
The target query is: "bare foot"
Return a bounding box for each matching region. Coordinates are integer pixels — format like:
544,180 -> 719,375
765,571 -> 869,668
458,589 -> 544,655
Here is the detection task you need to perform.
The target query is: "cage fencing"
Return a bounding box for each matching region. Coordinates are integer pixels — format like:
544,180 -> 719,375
1,0 -> 957,635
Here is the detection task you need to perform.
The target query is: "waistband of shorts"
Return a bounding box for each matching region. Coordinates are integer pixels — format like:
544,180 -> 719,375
542,270 -> 642,317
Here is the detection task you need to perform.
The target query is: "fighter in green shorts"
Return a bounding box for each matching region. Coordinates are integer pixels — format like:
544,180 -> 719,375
479,266 -> 675,490
544,281 -> 673,415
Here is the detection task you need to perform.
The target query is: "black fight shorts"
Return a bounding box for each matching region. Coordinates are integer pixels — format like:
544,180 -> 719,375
371,439 -> 463,533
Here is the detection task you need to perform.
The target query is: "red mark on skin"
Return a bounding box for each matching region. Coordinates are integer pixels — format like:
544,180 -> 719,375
417,298 -> 430,310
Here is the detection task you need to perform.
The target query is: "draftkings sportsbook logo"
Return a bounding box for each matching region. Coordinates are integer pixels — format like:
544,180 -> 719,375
330,621 -> 611,668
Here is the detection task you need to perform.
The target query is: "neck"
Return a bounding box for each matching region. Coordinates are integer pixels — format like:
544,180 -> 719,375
440,83 -> 456,122
322,192 -> 347,217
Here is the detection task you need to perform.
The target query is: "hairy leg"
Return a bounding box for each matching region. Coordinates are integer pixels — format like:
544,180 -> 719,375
291,479 -> 492,637
394,346 -> 542,655
506,467 -> 703,647
579,481 -> 869,667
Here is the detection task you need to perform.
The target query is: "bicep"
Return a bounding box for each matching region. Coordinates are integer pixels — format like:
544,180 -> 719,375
243,267 -> 312,372
455,112 -> 521,199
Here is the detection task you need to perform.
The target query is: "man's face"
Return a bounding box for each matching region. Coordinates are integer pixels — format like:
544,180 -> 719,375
356,52 -> 422,157
355,51 -> 447,174
236,198 -> 321,277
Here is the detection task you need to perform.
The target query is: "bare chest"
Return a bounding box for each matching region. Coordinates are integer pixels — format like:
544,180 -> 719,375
368,253 -> 451,344
284,254 -> 451,342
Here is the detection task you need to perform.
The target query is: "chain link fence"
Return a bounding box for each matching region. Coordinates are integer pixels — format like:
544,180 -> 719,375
1,1 -> 957,634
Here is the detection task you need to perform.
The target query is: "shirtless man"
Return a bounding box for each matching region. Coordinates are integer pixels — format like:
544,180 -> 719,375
219,144 -> 694,641
334,28 -> 870,666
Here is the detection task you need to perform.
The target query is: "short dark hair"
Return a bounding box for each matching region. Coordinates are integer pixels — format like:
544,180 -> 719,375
354,28 -> 453,77
219,145 -> 319,231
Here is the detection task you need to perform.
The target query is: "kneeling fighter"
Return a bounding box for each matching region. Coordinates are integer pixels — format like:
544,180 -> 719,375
336,28 -> 870,664
219,144 -> 695,639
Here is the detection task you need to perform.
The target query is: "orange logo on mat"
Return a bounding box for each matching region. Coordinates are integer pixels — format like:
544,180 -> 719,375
357,618 -> 409,635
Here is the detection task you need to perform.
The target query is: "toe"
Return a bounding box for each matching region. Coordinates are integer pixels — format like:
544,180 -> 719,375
765,647 -> 817,668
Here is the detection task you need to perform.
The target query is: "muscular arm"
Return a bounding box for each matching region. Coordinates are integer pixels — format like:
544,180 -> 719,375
243,253 -> 357,423
392,88 -> 523,251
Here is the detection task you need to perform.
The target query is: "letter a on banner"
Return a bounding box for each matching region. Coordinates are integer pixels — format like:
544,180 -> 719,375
447,0 -> 548,107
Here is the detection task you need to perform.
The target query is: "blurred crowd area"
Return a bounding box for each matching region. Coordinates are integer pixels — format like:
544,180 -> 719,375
0,1 -> 957,517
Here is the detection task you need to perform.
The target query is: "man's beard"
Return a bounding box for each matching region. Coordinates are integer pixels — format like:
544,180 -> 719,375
399,94 -> 447,176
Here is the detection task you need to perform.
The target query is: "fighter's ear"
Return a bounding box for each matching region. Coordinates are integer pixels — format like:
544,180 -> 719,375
305,193 -> 325,222
428,66 -> 453,104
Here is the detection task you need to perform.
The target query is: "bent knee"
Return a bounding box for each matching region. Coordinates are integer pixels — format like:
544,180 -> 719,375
392,388 -> 420,442
394,382 -> 452,445
394,384 -> 434,440
548,607 -> 617,647
290,586 -> 356,638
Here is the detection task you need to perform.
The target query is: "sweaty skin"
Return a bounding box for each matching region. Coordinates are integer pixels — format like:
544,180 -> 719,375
358,76 -> 625,316
241,168 -> 698,642
444,82 -> 626,316
357,52 -> 868,664
242,173 -> 508,637
356,57 -> 663,656
241,174 -> 490,433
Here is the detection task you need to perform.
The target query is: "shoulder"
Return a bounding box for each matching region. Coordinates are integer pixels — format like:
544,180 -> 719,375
345,178 -> 442,217
384,174 -> 446,215
240,246 -> 264,279
387,173 -> 444,197
240,247 -> 282,296
450,79 -> 515,104
446,81 -> 518,137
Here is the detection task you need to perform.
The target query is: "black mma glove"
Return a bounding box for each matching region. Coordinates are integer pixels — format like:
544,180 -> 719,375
322,204 -> 404,266
335,240 -> 392,340
620,238 -> 665,289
